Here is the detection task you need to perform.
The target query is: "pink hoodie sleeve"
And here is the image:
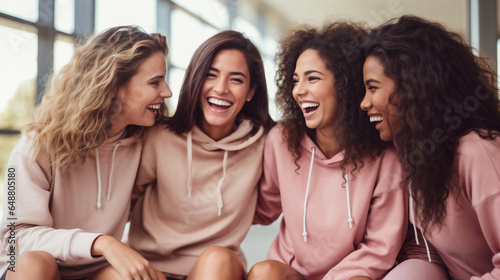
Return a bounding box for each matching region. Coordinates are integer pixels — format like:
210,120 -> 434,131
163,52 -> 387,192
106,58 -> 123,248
461,135 -> 500,280
1,138 -> 100,265
323,152 -> 408,279
253,127 -> 283,225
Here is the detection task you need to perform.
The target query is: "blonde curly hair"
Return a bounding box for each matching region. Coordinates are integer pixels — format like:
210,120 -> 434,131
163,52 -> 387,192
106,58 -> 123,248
25,25 -> 168,168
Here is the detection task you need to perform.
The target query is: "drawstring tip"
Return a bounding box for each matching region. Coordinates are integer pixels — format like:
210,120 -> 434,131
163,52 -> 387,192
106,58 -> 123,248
303,232 -> 308,242
218,208 -> 222,216
348,218 -> 353,229
97,202 -> 101,208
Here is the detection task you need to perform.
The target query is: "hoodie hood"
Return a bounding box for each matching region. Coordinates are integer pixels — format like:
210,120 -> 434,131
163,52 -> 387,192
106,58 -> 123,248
190,118 -> 264,151
186,118 -> 264,215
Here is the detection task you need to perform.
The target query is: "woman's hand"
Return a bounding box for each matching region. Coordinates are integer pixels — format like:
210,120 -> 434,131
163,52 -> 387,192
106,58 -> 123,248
91,235 -> 166,280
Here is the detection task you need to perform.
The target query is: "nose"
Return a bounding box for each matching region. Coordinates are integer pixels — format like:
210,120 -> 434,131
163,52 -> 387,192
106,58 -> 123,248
292,80 -> 306,99
213,78 -> 228,95
360,91 -> 372,111
160,80 -> 173,99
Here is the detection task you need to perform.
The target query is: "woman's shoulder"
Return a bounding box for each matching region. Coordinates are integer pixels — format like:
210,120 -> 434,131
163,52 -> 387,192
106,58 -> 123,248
457,130 -> 500,156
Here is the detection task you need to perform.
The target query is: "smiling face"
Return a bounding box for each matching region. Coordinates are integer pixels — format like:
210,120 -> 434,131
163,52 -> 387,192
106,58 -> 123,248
360,55 -> 400,141
292,48 -> 337,134
113,51 -> 172,135
199,49 -> 255,140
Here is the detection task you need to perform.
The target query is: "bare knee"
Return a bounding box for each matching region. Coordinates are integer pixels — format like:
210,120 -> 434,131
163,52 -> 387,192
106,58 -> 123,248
7,251 -> 59,279
248,260 -> 302,280
188,246 -> 245,280
197,246 -> 240,266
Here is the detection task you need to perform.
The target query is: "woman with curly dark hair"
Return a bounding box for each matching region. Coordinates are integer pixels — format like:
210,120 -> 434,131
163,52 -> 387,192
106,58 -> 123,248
248,21 -> 406,280
361,15 -> 500,280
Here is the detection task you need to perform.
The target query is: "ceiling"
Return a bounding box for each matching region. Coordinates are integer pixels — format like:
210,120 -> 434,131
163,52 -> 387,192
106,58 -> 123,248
256,0 -> 499,39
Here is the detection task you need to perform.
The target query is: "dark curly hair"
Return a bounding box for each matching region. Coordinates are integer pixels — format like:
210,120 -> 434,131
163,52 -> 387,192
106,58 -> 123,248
365,15 -> 500,232
275,21 -> 388,172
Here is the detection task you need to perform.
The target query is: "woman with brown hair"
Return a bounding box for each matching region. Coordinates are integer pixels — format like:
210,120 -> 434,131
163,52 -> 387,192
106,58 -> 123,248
361,15 -> 500,279
0,25 -> 172,279
128,30 -> 273,280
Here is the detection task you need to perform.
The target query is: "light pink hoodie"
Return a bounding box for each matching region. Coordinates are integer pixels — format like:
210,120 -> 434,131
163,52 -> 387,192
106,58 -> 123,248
128,119 -> 266,276
386,131 -> 500,280
254,125 -> 407,280
0,131 -> 141,278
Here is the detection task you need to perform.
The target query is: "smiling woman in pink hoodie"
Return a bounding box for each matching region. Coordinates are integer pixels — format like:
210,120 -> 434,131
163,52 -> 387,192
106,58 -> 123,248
247,21 -> 407,280
361,15 -> 500,280
0,26 -> 172,280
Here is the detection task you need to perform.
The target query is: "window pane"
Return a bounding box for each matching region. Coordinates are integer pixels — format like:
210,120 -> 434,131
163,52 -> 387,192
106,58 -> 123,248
167,67 -> 186,115
55,0 -> 75,34
0,134 -> 21,184
171,9 -> 217,69
172,0 -> 229,29
0,0 -> 38,22
233,17 -> 262,50
95,0 -> 156,33
54,38 -> 75,73
0,25 -> 37,130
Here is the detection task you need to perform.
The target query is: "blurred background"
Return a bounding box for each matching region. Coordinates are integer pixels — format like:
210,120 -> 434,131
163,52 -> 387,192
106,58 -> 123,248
0,0 -> 498,269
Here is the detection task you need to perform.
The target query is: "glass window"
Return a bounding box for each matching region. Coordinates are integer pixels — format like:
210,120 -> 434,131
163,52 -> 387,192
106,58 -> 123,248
233,17 -> 262,50
0,25 -> 37,131
95,0 -> 156,33
0,0 -> 38,22
170,8 -> 217,69
54,37 -> 75,74
0,134 -> 22,185
167,67 -> 186,115
172,0 -> 229,29
55,0 -> 75,34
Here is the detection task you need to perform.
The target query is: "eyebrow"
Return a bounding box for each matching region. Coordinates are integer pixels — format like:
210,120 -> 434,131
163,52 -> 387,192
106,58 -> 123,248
294,70 -> 324,76
149,75 -> 165,81
365,78 -> 381,85
209,67 -> 247,79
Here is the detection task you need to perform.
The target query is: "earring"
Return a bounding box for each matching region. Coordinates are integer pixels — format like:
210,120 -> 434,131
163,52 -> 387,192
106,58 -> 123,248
246,98 -> 251,102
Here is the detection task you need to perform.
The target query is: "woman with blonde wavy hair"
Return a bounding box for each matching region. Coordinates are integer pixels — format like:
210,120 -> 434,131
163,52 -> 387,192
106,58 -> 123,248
0,25 -> 172,280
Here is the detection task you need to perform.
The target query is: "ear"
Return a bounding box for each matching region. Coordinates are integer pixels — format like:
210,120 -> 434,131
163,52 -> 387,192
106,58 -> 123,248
246,86 -> 256,102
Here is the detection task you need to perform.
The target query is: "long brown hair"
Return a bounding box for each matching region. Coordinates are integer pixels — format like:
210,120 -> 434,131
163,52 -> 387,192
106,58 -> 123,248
365,15 -> 500,231
167,30 -> 274,133
276,21 -> 387,171
25,25 -> 168,168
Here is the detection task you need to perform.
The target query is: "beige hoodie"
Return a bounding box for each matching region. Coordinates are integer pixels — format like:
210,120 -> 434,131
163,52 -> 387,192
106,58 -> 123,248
128,118 -> 265,276
0,131 -> 142,278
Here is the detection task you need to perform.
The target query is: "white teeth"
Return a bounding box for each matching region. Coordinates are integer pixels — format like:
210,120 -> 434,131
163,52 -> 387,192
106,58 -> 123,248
370,115 -> 383,123
301,102 -> 319,109
147,104 -> 160,110
208,97 -> 233,107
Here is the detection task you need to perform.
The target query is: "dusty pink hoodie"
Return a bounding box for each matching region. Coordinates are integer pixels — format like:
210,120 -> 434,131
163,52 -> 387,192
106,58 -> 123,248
128,118 -> 266,276
254,125 -> 407,280
0,131 -> 141,278
390,131 -> 500,280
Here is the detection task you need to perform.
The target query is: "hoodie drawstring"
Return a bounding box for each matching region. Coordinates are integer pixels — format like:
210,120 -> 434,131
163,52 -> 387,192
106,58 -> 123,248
303,146 -> 315,242
345,168 -> 354,228
216,150 -> 228,216
187,131 -> 193,198
96,149 -> 102,208
95,142 -> 120,208
107,142 -> 120,201
186,131 -> 228,216
409,186 -> 432,262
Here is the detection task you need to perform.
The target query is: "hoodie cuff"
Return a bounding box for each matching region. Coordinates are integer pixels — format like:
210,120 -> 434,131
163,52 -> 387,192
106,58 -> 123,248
69,232 -> 102,260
